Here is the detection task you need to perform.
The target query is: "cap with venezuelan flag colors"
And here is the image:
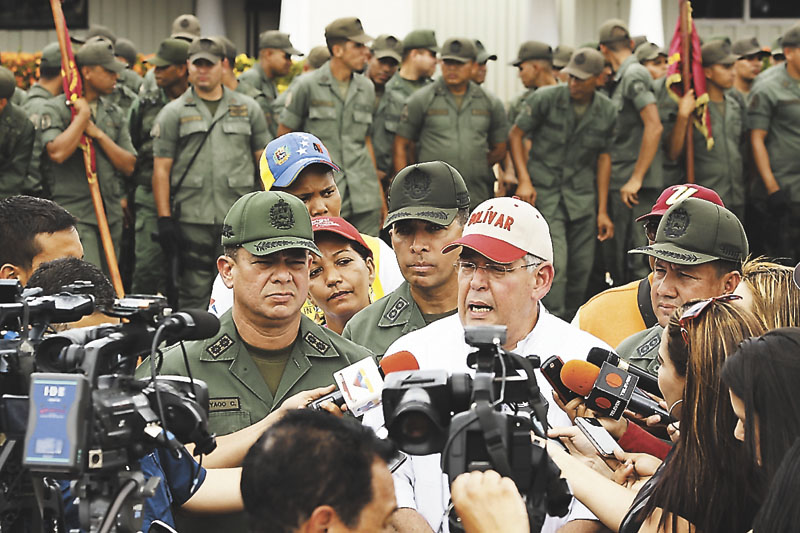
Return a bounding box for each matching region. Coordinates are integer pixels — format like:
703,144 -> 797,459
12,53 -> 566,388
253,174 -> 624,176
259,132 -> 340,190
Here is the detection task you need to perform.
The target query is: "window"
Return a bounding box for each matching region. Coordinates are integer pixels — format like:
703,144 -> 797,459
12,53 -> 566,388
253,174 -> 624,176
750,0 -> 800,18
0,0 -> 87,30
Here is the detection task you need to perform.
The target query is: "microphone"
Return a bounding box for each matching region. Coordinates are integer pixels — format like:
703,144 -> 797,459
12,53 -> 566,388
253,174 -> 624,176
561,360 -> 675,424
309,351 -> 421,413
158,310 -> 221,342
587,347 -> 662,398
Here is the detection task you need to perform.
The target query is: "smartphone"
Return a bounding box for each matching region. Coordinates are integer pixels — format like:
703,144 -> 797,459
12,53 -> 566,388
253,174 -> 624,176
575,417 -> 620,458
540,355 -> 579,403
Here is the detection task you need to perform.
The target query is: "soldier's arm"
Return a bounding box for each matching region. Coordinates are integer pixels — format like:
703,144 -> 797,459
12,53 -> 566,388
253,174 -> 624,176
153,157 -> 174,217
46,98 -> 91,163
509,97 -> 540,205
84,119 -> 136,176
596,152 -> 613,241
277,80 -> 310,136
487,141 -> 506,167
620,103 -> 663,207
393,99 -> 424,173
751,129 -> 779,194
181,468 -> 243,514
10,114 -> 34,180
393,134 -> 415,173
487,94 -> 510,168
666,90 -> 696,161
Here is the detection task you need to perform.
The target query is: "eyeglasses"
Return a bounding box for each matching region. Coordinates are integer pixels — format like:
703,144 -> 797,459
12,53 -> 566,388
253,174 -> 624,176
678,294 -> 742,344
454,260 -> 541,280
643,219 -> 659,242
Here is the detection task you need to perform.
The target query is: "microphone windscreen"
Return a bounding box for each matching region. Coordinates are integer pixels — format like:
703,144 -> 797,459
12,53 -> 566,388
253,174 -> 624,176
561,359 -> 601,397
587,347 -> 615,368
379,350 -> 420,374
179,309 -> 221,340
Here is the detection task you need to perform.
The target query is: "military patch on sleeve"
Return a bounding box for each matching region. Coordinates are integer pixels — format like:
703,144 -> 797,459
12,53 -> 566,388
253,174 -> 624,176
150,123 -> 160,138
304,331 -> 330,354
206,333 -> 235,358
208,397 -> 241,412
631,80 -> 649,96
40,114 -> 52,130
384,297 -> 409,322
637,334 -> 660,358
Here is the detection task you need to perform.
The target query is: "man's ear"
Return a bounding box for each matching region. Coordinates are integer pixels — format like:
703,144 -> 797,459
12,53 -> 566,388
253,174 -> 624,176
722,270 -> 742,295
217,255 -> 235,289
0,263 -> 22,281
305,505 -> 338,531
531,262 -> 555,301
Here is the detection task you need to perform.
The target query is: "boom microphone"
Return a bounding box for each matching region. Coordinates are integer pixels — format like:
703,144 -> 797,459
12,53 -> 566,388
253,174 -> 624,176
587,347 -> 661,398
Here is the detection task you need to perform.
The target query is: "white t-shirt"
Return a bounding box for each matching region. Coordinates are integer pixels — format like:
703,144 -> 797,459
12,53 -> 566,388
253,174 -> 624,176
208,235 -> 403,316
364,308 -> 613,533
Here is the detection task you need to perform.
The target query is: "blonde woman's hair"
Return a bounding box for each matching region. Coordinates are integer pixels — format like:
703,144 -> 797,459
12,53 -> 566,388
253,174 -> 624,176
741,257 -> 800,330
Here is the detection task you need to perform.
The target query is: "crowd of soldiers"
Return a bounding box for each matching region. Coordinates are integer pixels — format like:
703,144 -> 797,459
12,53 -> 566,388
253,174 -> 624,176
0,13 -> 799,322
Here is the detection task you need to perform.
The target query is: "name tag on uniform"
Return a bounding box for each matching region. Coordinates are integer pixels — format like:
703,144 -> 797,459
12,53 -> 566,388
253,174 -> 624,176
426,108 -> 448,116
229,104 -> 248,117
208,397 -> 241,412
180,115 -> 203,124
471,109 -> 490,116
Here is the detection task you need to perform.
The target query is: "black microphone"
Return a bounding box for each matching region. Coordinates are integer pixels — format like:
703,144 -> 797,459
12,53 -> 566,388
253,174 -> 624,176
587,347 -> 662,398
158,309 -> 221,342
630,389 -> 675,425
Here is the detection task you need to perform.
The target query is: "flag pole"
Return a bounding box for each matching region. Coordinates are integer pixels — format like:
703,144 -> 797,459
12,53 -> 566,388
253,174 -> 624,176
50,0 -> 124,297
680,0 -> 695,183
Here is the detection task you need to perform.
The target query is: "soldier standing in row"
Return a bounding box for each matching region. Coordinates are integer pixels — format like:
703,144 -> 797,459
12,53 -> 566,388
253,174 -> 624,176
368,34 -> 403,188
114,37 -> 144,94
40,40 -> 136,271
152,38 -> 268,309
279,17 -> 385,236
216,35 -> 274,132
127,38 -> 189,295
395,37 -> 509,210
0,67 -> 35,200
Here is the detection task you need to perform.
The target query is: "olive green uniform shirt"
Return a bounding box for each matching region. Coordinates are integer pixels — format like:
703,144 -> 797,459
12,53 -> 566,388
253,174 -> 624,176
238,65 -> 279,136
341,281 -> 427,356
11,87 -> 26,105
507,88 -> 536,125
129,87 -> 170,189
235,79 -> 274,138
20,84 -> 55,197
372,73 -> 432,174
514,84 -> 616,221
609,55 -> 663,191
39,95 -> 135,226
152,86 -> 268,224
616,324 -> 663,377
280,62 -> 381,215
397,78 -> 510,210
747,63 -> 800,202
119,68 -> 143,94
0,101 -> 35,199
654,77 -> 684,187
106,82 -> 139,114
140,309 -> 375,436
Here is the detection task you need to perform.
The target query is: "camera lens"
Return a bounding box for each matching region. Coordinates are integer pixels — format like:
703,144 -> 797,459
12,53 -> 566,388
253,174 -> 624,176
399,411 -> 435,442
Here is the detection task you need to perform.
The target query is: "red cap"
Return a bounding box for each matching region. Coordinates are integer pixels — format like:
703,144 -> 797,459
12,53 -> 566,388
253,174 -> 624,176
311,216 -> 373,258
636,184 -> 725,222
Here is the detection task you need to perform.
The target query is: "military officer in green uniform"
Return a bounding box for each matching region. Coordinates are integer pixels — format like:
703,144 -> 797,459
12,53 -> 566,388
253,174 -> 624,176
128,38 -> 189,295
238,30 -> 303,137
343,161 -> 469,355
139,14 -> 202,96
372,29 -> 437,183
152,37 -> 268,309
748,24 -> 800,262
506,41 -> 558,127
271,45 -> 331,119
471,39 -> 497,85
0,67 -> 35,200
730,36 -> 768,109
141,190 -> 373,533
40,40 -> 136,271
367,34 -> 403,190
114,37 -> 143,94
21,42 -> 63,198
553,44 -> 575,83
216,35 -> 274,133
599,19 -> 664,284
395,38 -> 509,211
667,41 -> 746,221
509,48 -> 615,320
279,17 -> 386,236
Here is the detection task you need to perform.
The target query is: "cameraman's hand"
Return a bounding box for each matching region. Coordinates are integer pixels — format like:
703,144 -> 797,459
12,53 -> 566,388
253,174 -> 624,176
451,470 -> 529,533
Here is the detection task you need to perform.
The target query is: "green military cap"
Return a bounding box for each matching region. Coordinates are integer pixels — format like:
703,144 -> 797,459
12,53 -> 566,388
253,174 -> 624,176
402,29 -> 438,53
115,38 -> 137,66
171,14 -> 201,41
782,24 -> 800,48
635,42 -> 665,62
629,197 -> 748,265
214,35 -> 237,61
552,45 -> 574,68
510,41 -> 553,66
441,38 -> 477,63
325,17 -> 373,45
771,37 -> 784,57
372,34 -> 403,63
188,37 -> 223,64
564,47 -> 606,79
384,161 -> 470,229
632,35 -> 648,50
40,42 -> 62,70
701,40 -> 738,66
258,30 -> 302,56
85,24 -> 117,45
147,38 -> 190,67
75,40 -> 125,73
731,36 -> 767,58
474,40 -> 497,64
306,45 -> 330,69
598,19 -> 630,45
0,66 -> 15,99
222,191 -> 321,256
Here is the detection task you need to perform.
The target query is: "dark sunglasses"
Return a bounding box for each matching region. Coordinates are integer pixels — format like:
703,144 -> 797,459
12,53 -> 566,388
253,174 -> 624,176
678,294 -> 742,344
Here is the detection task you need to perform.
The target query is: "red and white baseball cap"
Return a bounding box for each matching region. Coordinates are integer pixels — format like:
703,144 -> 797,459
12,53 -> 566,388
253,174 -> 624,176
636,184 -> 724,222
311,216 -> 373,258
442,197 -> 553,263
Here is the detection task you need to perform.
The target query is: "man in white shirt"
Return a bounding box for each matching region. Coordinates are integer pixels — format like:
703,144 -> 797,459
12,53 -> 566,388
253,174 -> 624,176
372,196 -> 612,533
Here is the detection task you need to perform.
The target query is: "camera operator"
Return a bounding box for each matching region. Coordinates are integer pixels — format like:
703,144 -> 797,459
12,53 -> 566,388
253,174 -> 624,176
371,197 -> 614,533
0,195 -> 83,285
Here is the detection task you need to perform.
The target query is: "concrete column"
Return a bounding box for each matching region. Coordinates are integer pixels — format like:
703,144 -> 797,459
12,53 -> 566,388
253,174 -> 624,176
197,0 -> 226,37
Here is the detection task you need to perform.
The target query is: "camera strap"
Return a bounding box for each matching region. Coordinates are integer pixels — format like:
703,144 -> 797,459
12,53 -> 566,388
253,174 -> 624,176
475,400 -> 513,478
508,352 -> 549,437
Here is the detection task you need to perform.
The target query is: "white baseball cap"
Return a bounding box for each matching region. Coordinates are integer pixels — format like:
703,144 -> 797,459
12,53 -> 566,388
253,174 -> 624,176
442,197 -> 553,263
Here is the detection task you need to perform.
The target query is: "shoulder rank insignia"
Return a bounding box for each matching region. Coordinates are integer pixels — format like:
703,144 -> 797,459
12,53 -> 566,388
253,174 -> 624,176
384,297 -> 409,322
637,334 -> 660,358
206,333 -> 234,358
304,331 -> 330,354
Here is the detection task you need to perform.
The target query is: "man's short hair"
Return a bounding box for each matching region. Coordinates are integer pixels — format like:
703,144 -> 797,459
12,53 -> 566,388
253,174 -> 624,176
604,27 -> 633,52
0,196 -> 77,270
326,37 -> 348,55
241,409 -> 396,533
39,65 -> 62,79
26,257 -> 115,308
